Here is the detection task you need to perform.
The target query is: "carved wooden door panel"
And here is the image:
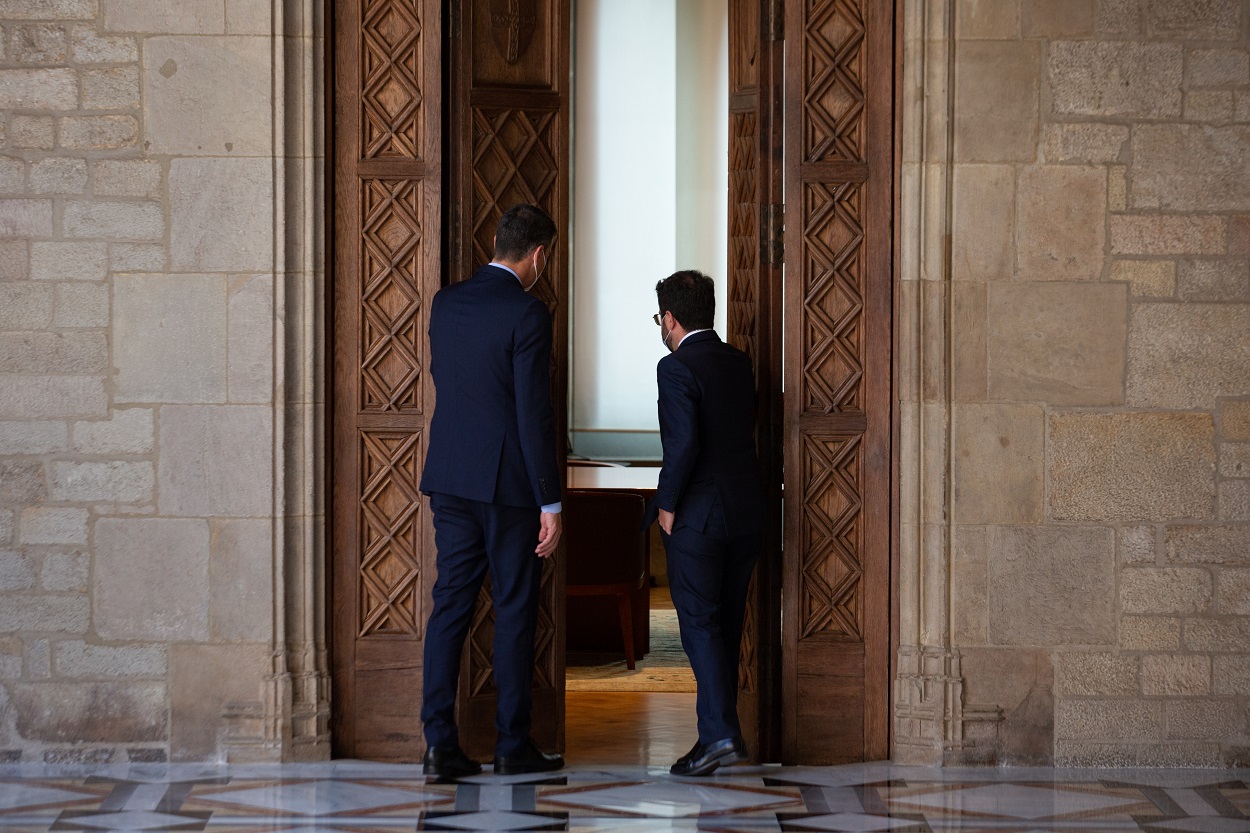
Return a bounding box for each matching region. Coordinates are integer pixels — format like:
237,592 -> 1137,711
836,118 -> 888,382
781,0 -> 893,763
330,0 -> 443,760
728,0 -> 784,763
446,0 -> 571,760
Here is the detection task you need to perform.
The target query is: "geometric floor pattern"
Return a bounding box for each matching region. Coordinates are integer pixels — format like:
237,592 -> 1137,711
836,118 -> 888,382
1,763 -> 1247,832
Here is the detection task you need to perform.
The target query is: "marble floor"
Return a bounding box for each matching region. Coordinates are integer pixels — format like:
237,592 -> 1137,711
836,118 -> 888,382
1,761 -> 1248,832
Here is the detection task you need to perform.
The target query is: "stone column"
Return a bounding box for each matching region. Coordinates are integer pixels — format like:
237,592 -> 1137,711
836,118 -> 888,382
221,0 -> 329,763
893,0 -> 996,765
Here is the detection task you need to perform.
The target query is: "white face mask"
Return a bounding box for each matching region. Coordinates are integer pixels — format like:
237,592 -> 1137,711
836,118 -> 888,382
660,319 -> 674,353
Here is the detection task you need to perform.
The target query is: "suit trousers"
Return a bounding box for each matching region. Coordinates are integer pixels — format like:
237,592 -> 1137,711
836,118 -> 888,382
421,493 -> 542,756
662,497 -> 761,745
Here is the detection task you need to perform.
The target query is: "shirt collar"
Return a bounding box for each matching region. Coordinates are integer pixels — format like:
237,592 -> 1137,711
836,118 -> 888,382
487,261 -> 521,284
677,328 -> 712,348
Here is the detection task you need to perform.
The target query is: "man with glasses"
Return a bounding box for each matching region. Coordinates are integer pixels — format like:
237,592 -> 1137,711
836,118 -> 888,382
647,269 -> 765,776
419,203 -> 565,778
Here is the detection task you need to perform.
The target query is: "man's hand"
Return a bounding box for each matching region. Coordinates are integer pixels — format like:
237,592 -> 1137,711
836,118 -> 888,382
658,508 -> 675,535
536,511 -> 562,558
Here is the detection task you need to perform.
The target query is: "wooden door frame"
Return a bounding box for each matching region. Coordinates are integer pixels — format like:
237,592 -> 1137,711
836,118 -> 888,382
323,0 -> 905,765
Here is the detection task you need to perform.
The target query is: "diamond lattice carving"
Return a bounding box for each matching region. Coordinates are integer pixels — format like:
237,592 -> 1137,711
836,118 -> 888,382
799,434 -> 863,640
803,0 -> 866,163
470,108 -> 559,264
468,581 -> 495,696
361,0 -> 423,158
470,105 -> 561,365
358,430 -> 423,636
801,181 -> 864,413
728,110 -> 759,366
465,558 -> 557,696
360,178 -> 423,412
533,556 -> 557,689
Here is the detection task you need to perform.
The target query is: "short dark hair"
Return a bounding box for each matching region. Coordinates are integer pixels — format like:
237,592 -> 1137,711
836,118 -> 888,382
656,269 -> 715,331
493,204 -> 557,261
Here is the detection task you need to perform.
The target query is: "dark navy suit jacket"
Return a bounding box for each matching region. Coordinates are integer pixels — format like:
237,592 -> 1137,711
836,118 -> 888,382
419,264 -> 561,509
648,330 -> 764,538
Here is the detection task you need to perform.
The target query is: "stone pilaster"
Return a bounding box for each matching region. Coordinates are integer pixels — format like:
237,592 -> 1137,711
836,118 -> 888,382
220,0 -> 329,764
894,0 -> 996,765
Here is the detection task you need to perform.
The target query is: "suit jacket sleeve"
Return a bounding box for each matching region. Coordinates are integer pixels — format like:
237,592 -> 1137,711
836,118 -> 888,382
513,300 -> 562,507
655,356 -> 700,513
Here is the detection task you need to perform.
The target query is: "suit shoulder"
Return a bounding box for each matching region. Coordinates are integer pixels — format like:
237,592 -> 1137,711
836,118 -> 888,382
669,342 -> 710,369
432,278 -> 470,303
725,341 -> 753,365
657,352 -> 697,384
698,335 -> 747,359
701,338 -> 752,368
514,293 -> 552,328
428,283 -> 453,315
521,290 -> 551,314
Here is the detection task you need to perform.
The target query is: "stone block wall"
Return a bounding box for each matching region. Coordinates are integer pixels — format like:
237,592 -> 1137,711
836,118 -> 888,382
0,0 -> 292,762
951,0 -> 1250,766
1,0 -> 1243,766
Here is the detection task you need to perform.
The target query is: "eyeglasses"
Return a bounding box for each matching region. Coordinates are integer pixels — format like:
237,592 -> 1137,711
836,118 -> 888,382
652,312 -> 664,326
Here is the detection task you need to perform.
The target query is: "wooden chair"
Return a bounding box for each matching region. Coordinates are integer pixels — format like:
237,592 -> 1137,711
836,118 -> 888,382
564,489 -> 649,669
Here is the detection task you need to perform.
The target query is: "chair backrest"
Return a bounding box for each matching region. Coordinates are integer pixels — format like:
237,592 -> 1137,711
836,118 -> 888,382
564,489 -> 648,588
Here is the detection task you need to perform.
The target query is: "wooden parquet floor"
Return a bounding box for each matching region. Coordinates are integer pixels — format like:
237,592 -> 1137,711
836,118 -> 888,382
564,691 -> 698,766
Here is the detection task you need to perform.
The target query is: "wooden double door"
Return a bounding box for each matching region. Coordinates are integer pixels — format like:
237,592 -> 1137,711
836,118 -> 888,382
330,0 -> 894,764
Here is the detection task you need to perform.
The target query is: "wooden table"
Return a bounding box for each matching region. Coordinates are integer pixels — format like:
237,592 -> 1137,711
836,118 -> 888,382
564,465 -> 659,658
566,465 -> 659,493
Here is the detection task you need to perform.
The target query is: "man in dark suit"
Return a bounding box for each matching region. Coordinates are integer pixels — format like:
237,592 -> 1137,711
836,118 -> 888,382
418,204 -> 565,778
648,269 -> 765,776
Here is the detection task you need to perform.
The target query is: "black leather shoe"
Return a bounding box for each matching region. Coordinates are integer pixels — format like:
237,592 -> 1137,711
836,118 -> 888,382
423,745 -> 482,779
669,737 -> 746,776
493,738 -> 565,775
672,740 -> 703,769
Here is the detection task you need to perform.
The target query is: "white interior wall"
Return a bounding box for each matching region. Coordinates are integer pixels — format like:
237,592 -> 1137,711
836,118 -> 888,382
676,0 -> 729,333
571,0 -> 729,441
